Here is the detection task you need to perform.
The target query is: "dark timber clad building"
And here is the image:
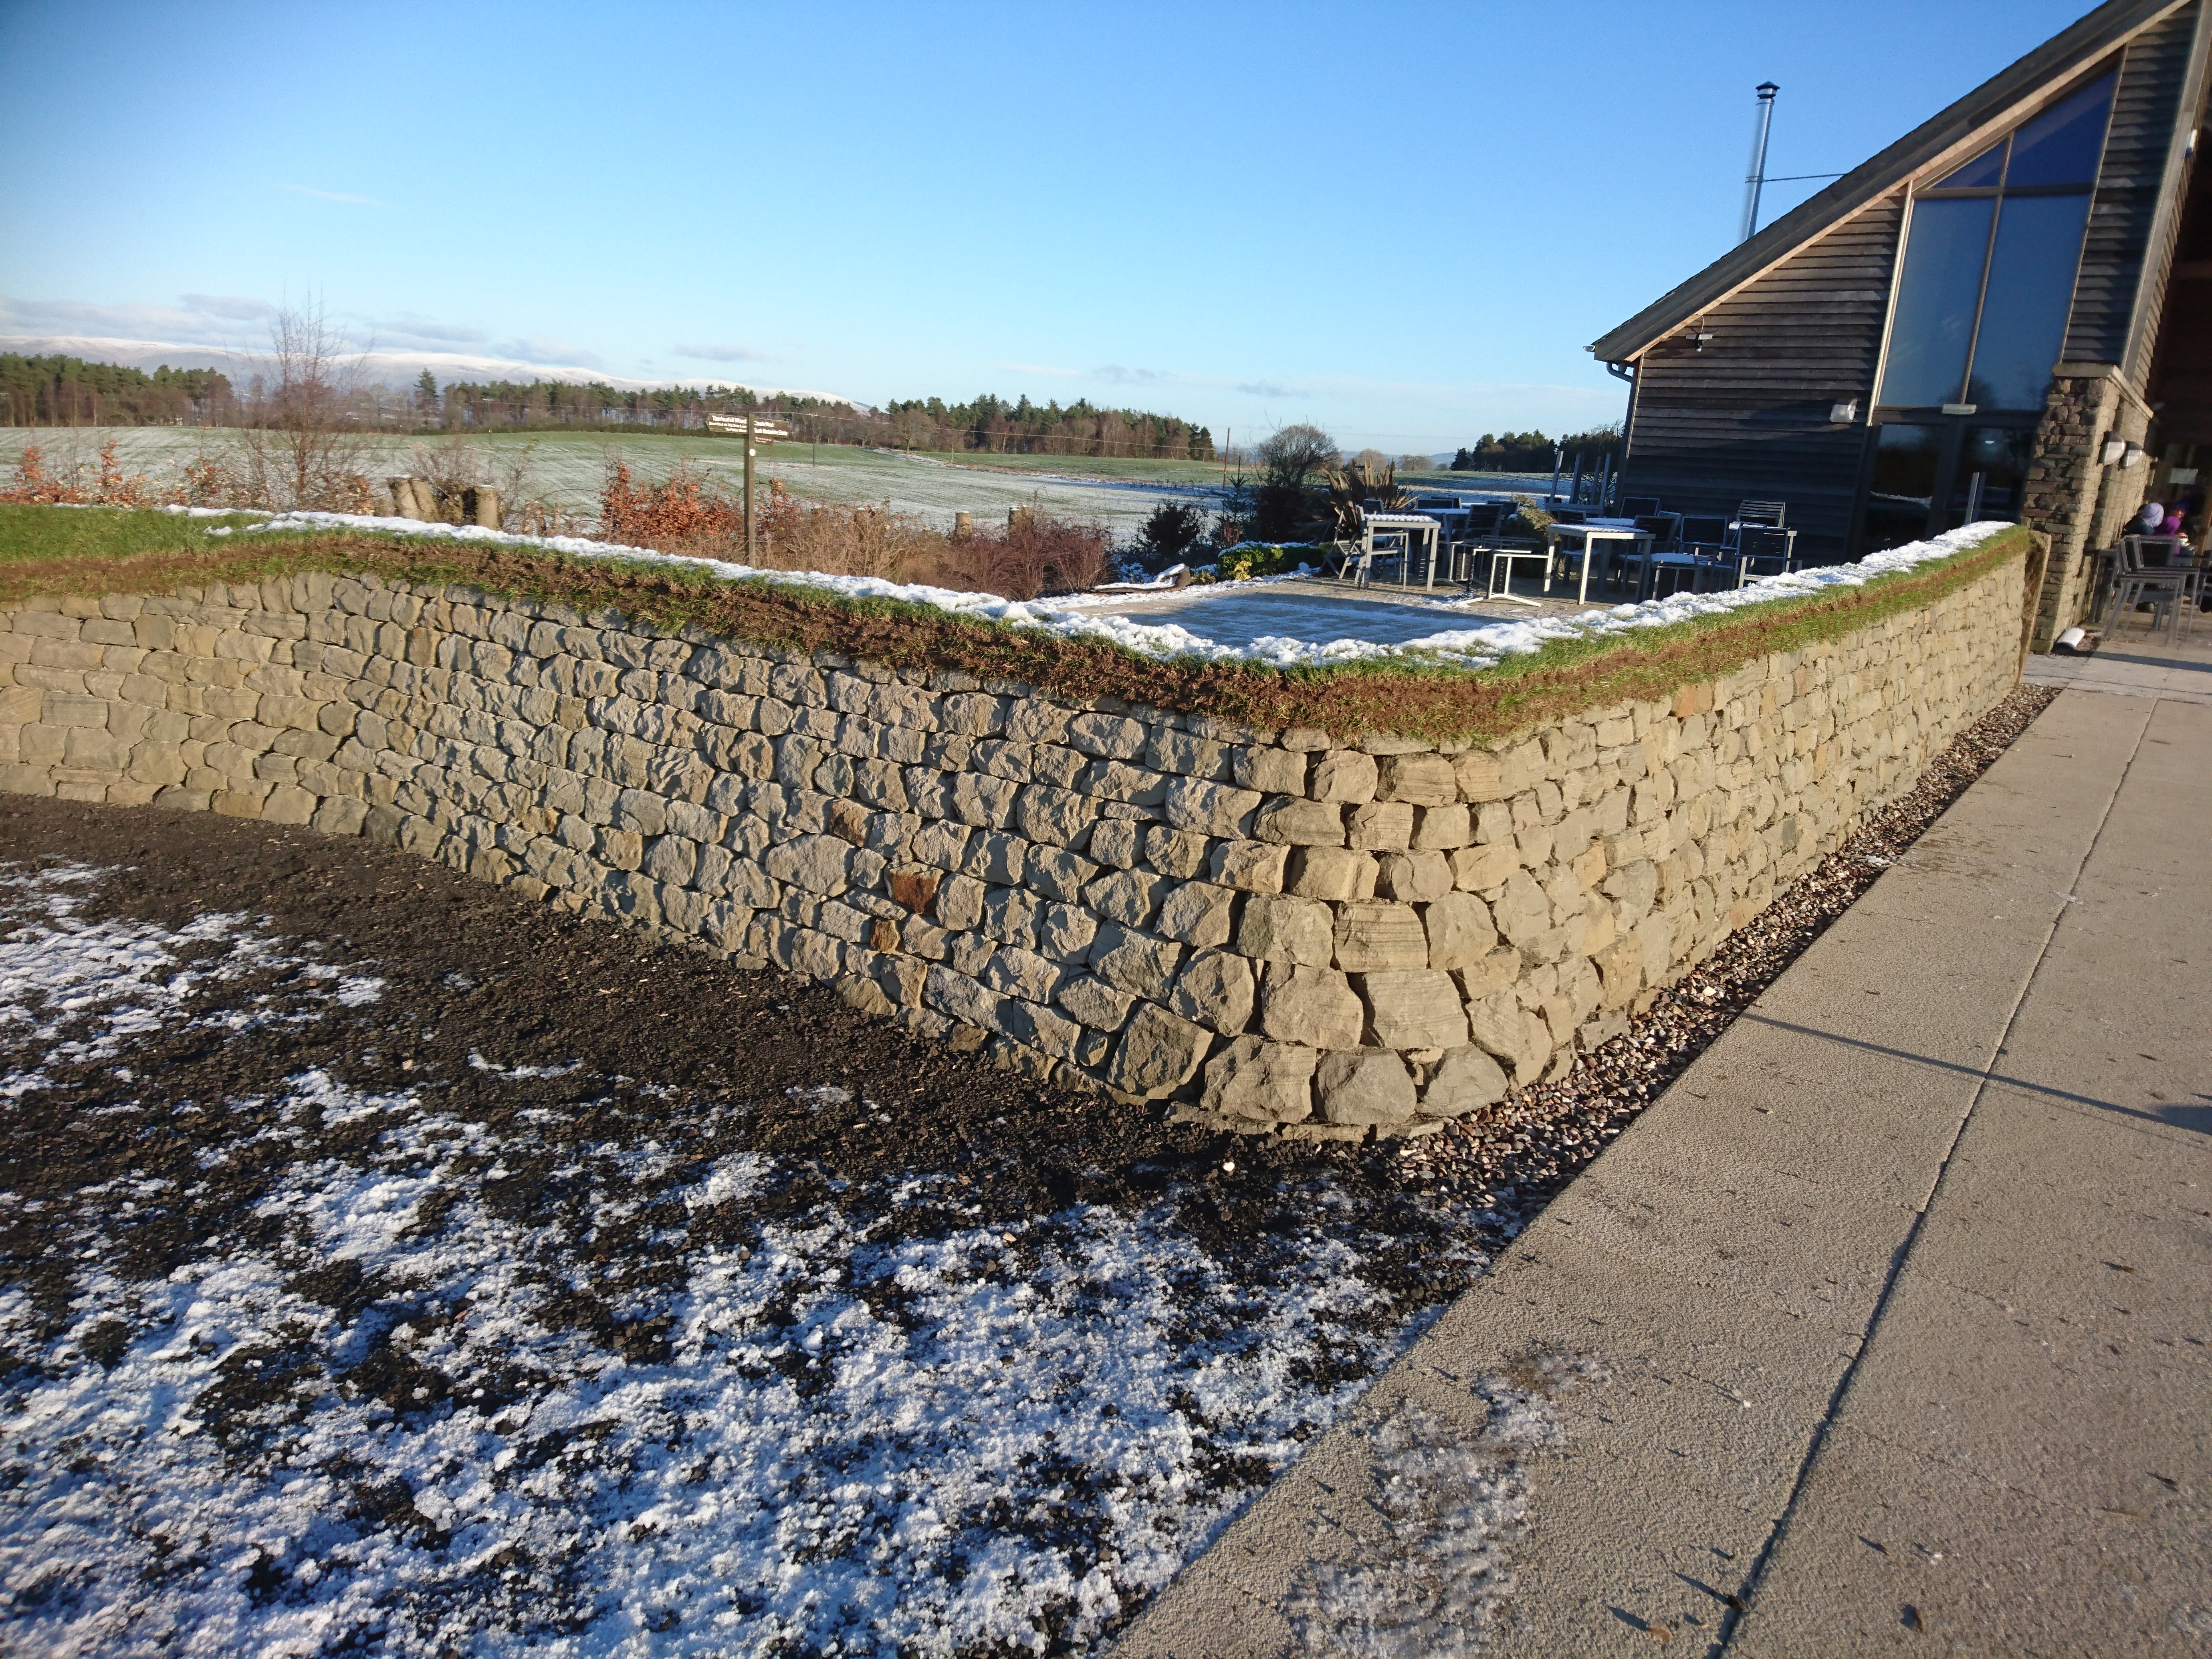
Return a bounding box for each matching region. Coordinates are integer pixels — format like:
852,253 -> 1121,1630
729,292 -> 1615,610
1591,0 -> 2212,647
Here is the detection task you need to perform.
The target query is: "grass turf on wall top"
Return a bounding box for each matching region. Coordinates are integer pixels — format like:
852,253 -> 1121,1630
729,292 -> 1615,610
0,505 -> 2033,747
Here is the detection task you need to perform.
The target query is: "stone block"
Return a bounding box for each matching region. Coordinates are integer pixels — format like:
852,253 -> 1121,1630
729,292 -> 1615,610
1308,750 -> 1378,803
1161,776 -> 1261,838
1285,846 -> 1376,902
311,796 -> 371,836
1025,845 -> 1098,902
1356,968 -> 1469,1050
1315,1050 -> 1417,1125
1035,900 -> 1098,959
1421,1046 -> 1509,1117
1170,948 -> 1255,1034
1084,867 -> 1165,928
1087,923 -> 1186,997
1423,890 -> 1498,970
1332,901 -> 1427,971
262,784 -> 317,825
1056,974 -> 1136,1032
1156,881 -> 1235,947
1375,850 -> 1452,902
1200,1035 -> 1317,1123
1234,892 -> 1332,966
1258,964 -> 1364,1049
1412,802 -> 1473,850
1105,1002 -> 1211,1099
1208,839 -> 1289,894
1451,750 -> 1507,801
984,947 -> 1063,1003
1252,795 -> 1344,846
1232,745 -> 1306,796
1346,800 -> 1414,851
1376,752 -> 1456,805
1143,825 -> 1211,879
765,832 -> 852,895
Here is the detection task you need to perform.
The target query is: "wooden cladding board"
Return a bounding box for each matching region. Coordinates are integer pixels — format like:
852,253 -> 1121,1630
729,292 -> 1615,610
1621,197 -> 1901,564
2066,4 -> 2202,371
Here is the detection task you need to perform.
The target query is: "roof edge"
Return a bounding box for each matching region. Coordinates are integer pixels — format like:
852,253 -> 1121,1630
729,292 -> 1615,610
1588,0 -> 2188,363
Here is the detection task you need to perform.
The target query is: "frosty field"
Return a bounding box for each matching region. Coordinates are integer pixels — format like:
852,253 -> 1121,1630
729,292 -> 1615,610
0,428 -> 1556,541
0,803 -> 1509,1656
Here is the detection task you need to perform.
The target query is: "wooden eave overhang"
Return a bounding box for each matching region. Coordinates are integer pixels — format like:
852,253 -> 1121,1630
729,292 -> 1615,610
1588,0 -> 2190,366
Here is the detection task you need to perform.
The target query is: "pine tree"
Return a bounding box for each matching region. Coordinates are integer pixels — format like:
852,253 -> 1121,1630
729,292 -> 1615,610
415,369 -> 440,415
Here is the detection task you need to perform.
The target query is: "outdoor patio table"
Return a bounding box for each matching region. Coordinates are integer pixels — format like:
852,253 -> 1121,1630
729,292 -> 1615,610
1542,522 -> 1653,602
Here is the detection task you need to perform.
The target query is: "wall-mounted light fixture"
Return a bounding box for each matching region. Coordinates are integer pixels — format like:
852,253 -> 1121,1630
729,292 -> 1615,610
2101,436 -> 2128,464
2122,442 -> 2145,468
1829,400 -> 1859,423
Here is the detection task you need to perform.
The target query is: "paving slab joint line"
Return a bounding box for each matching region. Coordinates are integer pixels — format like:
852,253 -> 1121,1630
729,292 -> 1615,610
1710,696 -> 2151,1653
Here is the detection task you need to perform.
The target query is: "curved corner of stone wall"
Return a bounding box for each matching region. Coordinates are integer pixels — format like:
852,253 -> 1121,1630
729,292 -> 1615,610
0,555 -> 2027,1142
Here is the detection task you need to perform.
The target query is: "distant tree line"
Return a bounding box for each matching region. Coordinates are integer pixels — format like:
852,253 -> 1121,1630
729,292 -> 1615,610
390,378 -> 1214,460
0,354 -> 235,426
1448,424 -> 1623,472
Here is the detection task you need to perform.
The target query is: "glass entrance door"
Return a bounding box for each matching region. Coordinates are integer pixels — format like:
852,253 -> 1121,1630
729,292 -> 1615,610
1859,420 -> 2036,552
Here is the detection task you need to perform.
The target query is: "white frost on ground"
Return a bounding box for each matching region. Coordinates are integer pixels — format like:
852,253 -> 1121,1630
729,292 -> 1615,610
212,509 -> 2016,671
0,864 -> 345,1100
0,865 -> 1484,1656
1281,1355 -> 1605,1656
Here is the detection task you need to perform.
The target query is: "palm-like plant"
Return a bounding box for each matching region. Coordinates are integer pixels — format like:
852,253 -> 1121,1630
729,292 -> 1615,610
1318,455 -> 1414,540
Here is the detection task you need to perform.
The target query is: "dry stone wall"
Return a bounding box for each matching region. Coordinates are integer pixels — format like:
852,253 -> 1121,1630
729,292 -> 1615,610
0,554 -> 2025,1139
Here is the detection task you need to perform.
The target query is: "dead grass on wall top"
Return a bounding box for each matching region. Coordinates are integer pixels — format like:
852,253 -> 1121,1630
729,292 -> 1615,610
0,517 -> 2033,747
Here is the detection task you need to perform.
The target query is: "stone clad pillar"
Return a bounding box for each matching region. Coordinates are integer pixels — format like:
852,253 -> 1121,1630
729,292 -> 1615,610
2023,364 -> 2156,649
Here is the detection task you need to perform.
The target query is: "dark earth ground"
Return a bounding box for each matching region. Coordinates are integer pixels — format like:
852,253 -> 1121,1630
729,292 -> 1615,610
0,683 -> 2055,1656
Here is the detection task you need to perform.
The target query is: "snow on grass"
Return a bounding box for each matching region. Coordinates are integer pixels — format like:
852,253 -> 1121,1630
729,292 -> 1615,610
211,510 -> 2019,673
0,869 -> 1488,1656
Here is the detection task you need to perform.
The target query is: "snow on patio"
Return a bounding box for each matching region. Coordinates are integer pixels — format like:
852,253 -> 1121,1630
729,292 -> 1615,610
0,862 -> 1491,1656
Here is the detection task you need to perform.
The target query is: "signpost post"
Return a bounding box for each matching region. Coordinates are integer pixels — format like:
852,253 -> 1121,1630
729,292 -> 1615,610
707,410 -> 789,563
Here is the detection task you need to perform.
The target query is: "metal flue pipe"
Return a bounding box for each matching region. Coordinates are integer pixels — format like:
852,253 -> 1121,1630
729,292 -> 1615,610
1740,82 -> 1779,243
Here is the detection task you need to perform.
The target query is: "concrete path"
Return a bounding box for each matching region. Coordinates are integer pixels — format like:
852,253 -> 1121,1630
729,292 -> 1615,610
1117,660 -> 2210,1656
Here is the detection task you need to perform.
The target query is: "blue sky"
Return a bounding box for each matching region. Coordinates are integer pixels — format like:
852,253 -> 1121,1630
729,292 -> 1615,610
1,0 -> 2093,452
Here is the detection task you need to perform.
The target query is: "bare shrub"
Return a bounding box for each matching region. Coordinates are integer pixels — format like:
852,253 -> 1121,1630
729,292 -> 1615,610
399,432 -> 545,528
0,440 -> 153,506
231,297 -> 379,511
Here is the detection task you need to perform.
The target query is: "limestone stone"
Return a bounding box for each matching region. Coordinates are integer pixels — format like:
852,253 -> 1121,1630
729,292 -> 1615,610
1231,745 -> 1306,796
1087,922 -> 1186,997
1160,776 -> 1261,838
1308,750 -> 1378,803
1346,800 -> 1414,851
1252,795 -> 1345,846
1452,841 -> 1519,893
1375,850 -> 1453,902
1105,1001 -> 1211,1098
1421,1045 -> 1509,1116
1208,839 -> 1290,893
1357,968 -> 1469,1049
1315,1049 -> 1417,1125
1084,867 -> 1165,927
1056,973 -> 1136,1031
1285,846 -> 1376,902
1200,1035 -> 1317,1123
1234,892 -> 1332,966
1376,752 -> 1456,805
1170,948 -> 1255,1034
1258,964 -> 1364,1050
1332,901 -> 1428,971
1423,890 -> 1499,969
764,832 -> 852,895
1156,881 -> 1235,947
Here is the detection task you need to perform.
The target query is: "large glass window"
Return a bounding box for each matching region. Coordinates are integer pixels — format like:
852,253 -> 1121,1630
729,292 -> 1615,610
1877,70 -> 2115,412
1864,424 -> 1945,551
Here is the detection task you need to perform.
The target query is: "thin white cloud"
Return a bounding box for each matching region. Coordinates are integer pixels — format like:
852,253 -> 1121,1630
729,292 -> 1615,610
179,293 -> 271,322
281,184 -> 383,206
675,342 -> 769,363
1092,364 -> 1164,384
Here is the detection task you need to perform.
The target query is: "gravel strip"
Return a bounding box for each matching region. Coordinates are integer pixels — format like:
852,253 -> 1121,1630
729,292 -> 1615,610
1385,683 -> 2062,1211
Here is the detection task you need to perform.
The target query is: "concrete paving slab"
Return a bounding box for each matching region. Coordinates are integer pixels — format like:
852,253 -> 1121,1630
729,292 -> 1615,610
1727,1423 -> 2210,1658
1117,645 -> 2210,1657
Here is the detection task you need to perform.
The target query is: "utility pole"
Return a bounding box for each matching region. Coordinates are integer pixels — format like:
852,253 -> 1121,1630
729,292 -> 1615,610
1222,427 -> 1230,486
1740,82 -> 1779,243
